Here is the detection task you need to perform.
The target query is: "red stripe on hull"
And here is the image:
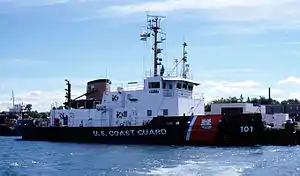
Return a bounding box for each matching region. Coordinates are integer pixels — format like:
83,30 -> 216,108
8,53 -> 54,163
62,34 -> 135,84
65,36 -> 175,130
189,115 -> 223,142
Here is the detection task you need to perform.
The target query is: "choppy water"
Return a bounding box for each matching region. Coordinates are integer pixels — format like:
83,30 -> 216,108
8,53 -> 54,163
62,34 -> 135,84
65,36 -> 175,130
1,136 -> 300,176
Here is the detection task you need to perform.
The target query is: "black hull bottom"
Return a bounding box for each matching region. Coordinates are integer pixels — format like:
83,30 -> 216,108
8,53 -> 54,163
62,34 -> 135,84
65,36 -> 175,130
19,126 -> 200,145
17,126 -> 300,146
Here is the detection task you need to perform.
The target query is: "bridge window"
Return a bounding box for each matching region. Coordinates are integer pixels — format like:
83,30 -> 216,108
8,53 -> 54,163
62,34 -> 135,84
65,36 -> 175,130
163,109 -> 168,116
148,82 -> 160,89
169,84 -> 173,89
182,82 -> 187,89
147,110 -> 152,116
176,82 -> 182,89
187,85 -> 193,91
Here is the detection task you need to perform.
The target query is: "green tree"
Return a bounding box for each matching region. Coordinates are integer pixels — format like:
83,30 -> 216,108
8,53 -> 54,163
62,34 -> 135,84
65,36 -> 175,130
281,99 -> 300,104
205,104 -> 211,112
247,97 -> 251,103
39,112 -> 49,119
25,104 -> 32,112
239,94 -> 244,102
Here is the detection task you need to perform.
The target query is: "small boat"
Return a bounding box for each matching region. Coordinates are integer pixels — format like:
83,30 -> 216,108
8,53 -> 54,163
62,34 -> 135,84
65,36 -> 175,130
0,92 -> 36,136
0,117 -> 18,136
16,15 -> 298,146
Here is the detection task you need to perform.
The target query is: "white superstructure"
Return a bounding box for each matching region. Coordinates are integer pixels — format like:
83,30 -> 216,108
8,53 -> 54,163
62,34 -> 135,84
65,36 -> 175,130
50,75 -> 204,127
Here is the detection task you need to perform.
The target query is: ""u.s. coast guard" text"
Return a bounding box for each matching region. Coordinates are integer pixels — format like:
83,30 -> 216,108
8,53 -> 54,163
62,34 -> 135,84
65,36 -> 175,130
92,129 -> 167,137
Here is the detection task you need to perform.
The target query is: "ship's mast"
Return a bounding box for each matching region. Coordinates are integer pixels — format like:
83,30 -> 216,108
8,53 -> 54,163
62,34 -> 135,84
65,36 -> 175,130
140,15 -> 166,77
64,79 -> 71,109
11,90 -> 15,107
182,42 -> 188,79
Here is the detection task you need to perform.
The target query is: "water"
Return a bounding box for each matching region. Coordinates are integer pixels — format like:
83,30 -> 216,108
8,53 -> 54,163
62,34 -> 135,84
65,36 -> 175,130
1,137 -> 300,176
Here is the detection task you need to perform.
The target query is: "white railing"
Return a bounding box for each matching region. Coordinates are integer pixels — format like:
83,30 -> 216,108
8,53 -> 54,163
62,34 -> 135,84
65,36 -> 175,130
110,82 -> 144,92
193,93 -> 205,100
144,68 -> 194,79
50,102 -> 65,110
144,69 -> 178,78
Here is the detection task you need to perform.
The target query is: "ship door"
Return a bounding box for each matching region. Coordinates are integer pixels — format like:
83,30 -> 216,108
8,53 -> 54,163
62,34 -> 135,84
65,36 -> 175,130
221,107 -> 243,115
54,118 -> 60,127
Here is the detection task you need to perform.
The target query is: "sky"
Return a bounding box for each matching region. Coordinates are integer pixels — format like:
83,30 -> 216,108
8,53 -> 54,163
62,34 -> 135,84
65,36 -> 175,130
0,0 -> 300,112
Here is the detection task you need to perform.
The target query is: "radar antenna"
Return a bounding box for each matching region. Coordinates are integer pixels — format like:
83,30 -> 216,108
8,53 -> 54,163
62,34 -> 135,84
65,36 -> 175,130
140,15 -> 166,77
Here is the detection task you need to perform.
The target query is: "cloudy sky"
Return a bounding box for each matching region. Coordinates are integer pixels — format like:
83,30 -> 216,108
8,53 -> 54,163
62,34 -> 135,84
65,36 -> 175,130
0,0 -> 300,111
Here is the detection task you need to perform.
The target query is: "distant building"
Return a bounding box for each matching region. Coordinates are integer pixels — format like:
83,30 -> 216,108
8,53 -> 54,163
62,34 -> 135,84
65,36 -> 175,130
266,104 -> 300,120
207,103 -> 266,115
205,102 -> 300,121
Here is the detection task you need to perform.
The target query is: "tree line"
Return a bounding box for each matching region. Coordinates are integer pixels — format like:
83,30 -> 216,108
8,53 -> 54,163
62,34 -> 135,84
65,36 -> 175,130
24,104 -> 50,119
29,111 -> 50,119
205,94 -> 300,112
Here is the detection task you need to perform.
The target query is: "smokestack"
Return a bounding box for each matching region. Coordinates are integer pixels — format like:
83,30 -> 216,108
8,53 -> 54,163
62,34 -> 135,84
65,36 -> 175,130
268,87 -> 271,104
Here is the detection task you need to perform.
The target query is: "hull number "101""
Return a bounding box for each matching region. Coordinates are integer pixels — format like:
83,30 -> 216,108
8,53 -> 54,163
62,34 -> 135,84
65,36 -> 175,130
240,126 -> 254,133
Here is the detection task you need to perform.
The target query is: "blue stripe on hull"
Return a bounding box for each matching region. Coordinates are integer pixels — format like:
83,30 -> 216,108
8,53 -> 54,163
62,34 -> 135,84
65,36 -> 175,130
184,115 -> 197,141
